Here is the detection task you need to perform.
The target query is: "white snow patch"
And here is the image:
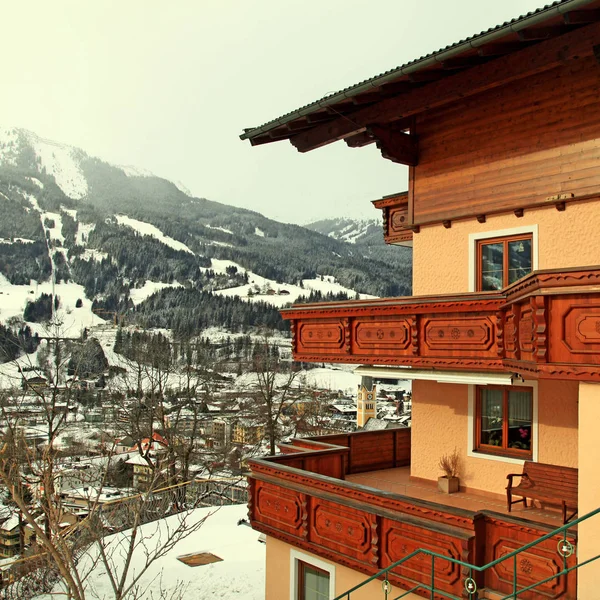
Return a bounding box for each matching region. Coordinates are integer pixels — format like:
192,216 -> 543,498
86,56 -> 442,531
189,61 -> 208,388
205,224 -> 233,235
26,131 -> 88,200
215,265 -> 375,308
26,177 -> 44,189
208,240 -> 233,247
0,279 -> 104,336
27,193 -> 41,212
61,207 -> 77,219
254,227 -> 265,237
14,237 -> 34,244
76,222 -> 95,246
129,280 -> 184,306
41,504 -> 265,600
79,249 -> 108,262
41,211 -> 64,244
118,164 -> 155,178
115,215 -> 194,255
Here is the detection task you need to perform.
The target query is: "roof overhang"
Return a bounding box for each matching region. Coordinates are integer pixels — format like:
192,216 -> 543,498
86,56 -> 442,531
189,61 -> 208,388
241,0 -> 600,153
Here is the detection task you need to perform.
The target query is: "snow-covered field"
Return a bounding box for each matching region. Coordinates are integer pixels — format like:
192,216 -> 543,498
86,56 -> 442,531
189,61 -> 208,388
215,271 -> 375,307
0,275 -> 104,335
129,280 -> 183,306
37,504 -> 265,600
115,215 -> 194,255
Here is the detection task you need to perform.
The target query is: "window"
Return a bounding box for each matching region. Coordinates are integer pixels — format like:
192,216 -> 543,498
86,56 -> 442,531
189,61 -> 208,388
290,550 -> 335,600
298,561 -> 330,600
475,387 -> 533,459
476,234 -> 532,291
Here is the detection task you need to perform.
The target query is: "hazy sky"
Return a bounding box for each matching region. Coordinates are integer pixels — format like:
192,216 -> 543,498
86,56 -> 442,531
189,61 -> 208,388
2,0 -> 546,224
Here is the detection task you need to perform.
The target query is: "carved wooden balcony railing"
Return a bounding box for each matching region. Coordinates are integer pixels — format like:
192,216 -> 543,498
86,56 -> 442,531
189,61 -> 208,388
282,266 -> 600,382
372,192 -> 413,246
248,428 -> 576,599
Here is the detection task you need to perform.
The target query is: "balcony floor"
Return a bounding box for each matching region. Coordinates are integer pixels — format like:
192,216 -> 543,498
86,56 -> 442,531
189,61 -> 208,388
347,467 -> 565,528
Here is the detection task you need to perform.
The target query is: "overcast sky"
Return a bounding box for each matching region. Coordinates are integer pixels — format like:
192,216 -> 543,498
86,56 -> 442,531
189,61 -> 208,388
2,0 -> 546,224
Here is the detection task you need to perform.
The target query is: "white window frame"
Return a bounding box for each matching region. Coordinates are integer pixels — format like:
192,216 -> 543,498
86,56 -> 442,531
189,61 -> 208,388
290,549 -> 336,600
468,225 -> 538,292
467,379 -> 539,465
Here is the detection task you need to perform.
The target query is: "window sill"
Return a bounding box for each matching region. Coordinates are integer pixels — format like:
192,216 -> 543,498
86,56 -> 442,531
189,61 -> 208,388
469,450 -> 528,466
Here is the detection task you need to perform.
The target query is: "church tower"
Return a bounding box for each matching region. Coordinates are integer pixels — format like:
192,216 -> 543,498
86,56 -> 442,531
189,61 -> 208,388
357,376 -> 377,428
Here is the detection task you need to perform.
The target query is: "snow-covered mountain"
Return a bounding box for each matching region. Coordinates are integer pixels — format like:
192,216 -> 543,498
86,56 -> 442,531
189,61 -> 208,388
306,218 -> 380,245
0,127 -> 412,339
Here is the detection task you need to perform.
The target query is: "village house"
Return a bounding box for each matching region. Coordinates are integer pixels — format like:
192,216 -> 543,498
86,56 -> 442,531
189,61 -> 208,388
241,1 -> 600,598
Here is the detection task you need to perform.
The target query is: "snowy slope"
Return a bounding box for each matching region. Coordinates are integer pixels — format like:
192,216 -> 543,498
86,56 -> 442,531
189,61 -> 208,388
115,215 -> 194,254
38,504 -> 265,600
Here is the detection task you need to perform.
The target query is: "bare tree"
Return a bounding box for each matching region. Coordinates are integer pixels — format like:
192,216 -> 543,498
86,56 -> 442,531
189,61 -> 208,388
0,320 -> 212,600
250,334 -> 306,455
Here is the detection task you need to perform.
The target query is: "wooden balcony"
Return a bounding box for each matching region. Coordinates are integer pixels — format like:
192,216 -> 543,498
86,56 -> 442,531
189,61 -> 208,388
282,266 -> 600,383
372,192 -> 413,246
248,429 -> 577,599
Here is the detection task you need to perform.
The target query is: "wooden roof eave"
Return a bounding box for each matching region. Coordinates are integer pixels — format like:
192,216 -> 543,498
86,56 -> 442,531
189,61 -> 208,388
241,0 -> 600,151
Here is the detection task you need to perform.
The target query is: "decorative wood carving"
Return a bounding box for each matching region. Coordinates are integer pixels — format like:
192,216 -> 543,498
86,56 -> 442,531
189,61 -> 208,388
297,321 -> 345,354
255,481 -> 304,538
482,515 -> 576,599
354,319 -> 410,351
282,268 -> 600,382
311,499 -> 376,563
563,305 -> 600,354
248,430 -> 577,599
422,316 -> 495,355
410,315 -> 419,356
532,295 -> 547,362
372,193 -> 413,246
381,519 -> 473,597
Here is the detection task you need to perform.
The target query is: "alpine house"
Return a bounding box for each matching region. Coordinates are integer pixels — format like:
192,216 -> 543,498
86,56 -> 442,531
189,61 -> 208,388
241,1 -> 600,598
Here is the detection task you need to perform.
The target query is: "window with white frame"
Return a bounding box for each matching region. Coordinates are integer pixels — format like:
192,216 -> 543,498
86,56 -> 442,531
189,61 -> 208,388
467,380 -> 538,465
468,225 -> 538,293
290,549 -> 336,600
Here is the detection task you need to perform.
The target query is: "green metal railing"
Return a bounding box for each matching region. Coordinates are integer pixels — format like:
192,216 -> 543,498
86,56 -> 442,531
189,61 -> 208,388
334,506 -> 600,600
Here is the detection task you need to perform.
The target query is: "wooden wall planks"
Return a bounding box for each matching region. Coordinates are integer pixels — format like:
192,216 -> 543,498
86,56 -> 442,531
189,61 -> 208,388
413,57 -> 600,224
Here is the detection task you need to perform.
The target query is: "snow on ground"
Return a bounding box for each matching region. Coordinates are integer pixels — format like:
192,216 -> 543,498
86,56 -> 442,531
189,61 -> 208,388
26,176 -> 44,189
208,240 -> 233,247
80,248 -> 108,262
38,505 -> 265,600
215,270 -> 375,308
61,207 -> 77,219
205,224 -> 233,235
76,222 -> 95,245
27,132 -> 88,200
234,364 -> 360,396
0,278 -> 104,336
254,227 -> 265,237
27,193 -> 41,212
115,215 -> 194,255
14,237 -> 34,244
118,164 -> 155,177
129,280 -> 184,306
41,211 -> 64,244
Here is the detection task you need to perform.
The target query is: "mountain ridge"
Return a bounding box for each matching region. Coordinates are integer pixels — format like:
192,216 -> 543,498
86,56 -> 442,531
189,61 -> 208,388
0,127 -> 412,339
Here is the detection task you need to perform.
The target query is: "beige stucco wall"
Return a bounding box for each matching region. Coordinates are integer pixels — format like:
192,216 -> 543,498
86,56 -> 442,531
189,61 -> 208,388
265,535 -> 420,600
412,201 -> 600,296
577,382 -> 600,600
411,379 -> 578,496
